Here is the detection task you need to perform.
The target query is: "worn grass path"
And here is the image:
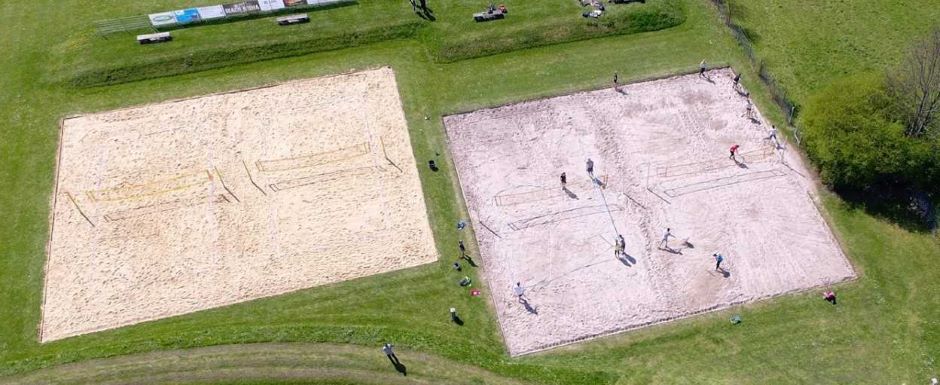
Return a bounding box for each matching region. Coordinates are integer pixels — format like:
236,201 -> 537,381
0,343 -> 533,385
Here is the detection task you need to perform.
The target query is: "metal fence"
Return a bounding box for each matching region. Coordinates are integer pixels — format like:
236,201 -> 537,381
94,16 -> 155,37
709,0 -> 800,142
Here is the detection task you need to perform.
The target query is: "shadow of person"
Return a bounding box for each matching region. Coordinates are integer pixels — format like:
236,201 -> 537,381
749,117 -> 762,125
563,187 -> 579,199
659,246 -> 682,255
452,315 -> 464,326
520,298 -> 538,314
623,253 -> 637,264
462,255 -> 478,267
422,9 -> 436,21
394,362 -> 407,376
617,256 -> 631,266
719,268 -> 730,278
682,240 -> 695,249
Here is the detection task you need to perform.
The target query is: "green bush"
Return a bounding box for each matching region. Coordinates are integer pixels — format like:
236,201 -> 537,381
802,74 -> 940,195
802,75 -> 910,189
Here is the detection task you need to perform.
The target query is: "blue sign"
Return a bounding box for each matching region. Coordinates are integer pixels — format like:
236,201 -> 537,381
174,8 -> 202,24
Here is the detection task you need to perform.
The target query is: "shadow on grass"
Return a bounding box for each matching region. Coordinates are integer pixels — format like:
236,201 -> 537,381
836,184 -> 937,234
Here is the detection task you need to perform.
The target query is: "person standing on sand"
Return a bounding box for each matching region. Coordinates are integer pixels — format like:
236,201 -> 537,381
766,125 -> 778,142
560,172 -> 567,189
513,282 -> 525,302
613,72 -> 619,91
713,253 -> 724,270
616,234 -> 626,257
699,60 -> 707,77
659,228 -> 673,249
729,144 -> 740,160
586,158 -> 595,178
733,72 -> 741,88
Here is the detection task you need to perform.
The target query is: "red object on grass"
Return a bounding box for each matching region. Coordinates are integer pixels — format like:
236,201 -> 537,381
470,289 -> 481,297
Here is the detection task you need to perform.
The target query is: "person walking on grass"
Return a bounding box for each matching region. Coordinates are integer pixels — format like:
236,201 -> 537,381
458,240 -> 466,257
659,228 -> 673,249
729,144 -> 740,161
713,253 -> 724,271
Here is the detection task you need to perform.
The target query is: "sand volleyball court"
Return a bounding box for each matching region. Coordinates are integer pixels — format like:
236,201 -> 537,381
42,67 -> 436,342
445,69 -> 855,355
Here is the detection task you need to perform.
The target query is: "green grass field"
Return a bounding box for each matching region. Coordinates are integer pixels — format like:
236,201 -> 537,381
0,0 -> 938,383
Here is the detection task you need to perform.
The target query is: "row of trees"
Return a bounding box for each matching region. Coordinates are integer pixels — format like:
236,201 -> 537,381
802,28 -> 940,198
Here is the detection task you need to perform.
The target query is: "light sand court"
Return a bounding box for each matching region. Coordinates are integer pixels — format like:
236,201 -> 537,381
444,69 -> 855,355
42,67 -> 436,342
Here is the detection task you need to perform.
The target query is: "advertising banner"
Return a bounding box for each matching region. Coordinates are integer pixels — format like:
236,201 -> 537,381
148,11 -> 178,27
196,5 -> 227,20
174,8 -> 202,24
258,0 -> 286,11
223,1 -> 261,15
284,0 -> 307,7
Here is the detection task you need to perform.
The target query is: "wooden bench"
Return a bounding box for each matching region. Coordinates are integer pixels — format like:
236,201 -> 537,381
136,32 -> 172,45
277,14 -> 310,26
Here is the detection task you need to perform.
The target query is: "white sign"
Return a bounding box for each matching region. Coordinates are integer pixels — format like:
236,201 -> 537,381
259,0 -> 286,11
148,11 -> 178,27
196,5 -> 227,20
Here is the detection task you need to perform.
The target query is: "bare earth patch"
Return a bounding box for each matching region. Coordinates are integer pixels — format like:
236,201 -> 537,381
42,67 -> 436,342
445,69 -> 855,356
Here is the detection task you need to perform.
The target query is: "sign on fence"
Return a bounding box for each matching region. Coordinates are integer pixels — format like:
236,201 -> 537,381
174,8 -> 202,24
223,1 -> 262,15
258,0 -> 286,11
148,12 -> 178,27
197,5 -> 227,20
145,0 -> 353,29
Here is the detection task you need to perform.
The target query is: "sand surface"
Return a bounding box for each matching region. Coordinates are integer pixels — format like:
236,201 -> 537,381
444,69 -> 855,355
42,67 -> 436,342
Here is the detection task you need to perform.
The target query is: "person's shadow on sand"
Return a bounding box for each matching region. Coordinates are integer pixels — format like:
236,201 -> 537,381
520,298 -> 538,314
618,253 -> 637,266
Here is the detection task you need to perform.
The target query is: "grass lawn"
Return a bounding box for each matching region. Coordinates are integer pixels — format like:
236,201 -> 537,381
0,0 -> 938,383
725,0 -> 940,102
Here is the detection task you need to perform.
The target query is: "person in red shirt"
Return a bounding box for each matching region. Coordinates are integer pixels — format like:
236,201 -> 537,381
729,144 -> 740,160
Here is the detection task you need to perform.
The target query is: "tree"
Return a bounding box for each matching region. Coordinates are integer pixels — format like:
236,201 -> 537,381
802,75 -> 912,189
887,27 -> 940,138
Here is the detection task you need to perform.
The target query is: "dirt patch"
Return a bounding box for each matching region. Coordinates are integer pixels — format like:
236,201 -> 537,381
42,67 -> 436,342
444,69 -> 855,355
